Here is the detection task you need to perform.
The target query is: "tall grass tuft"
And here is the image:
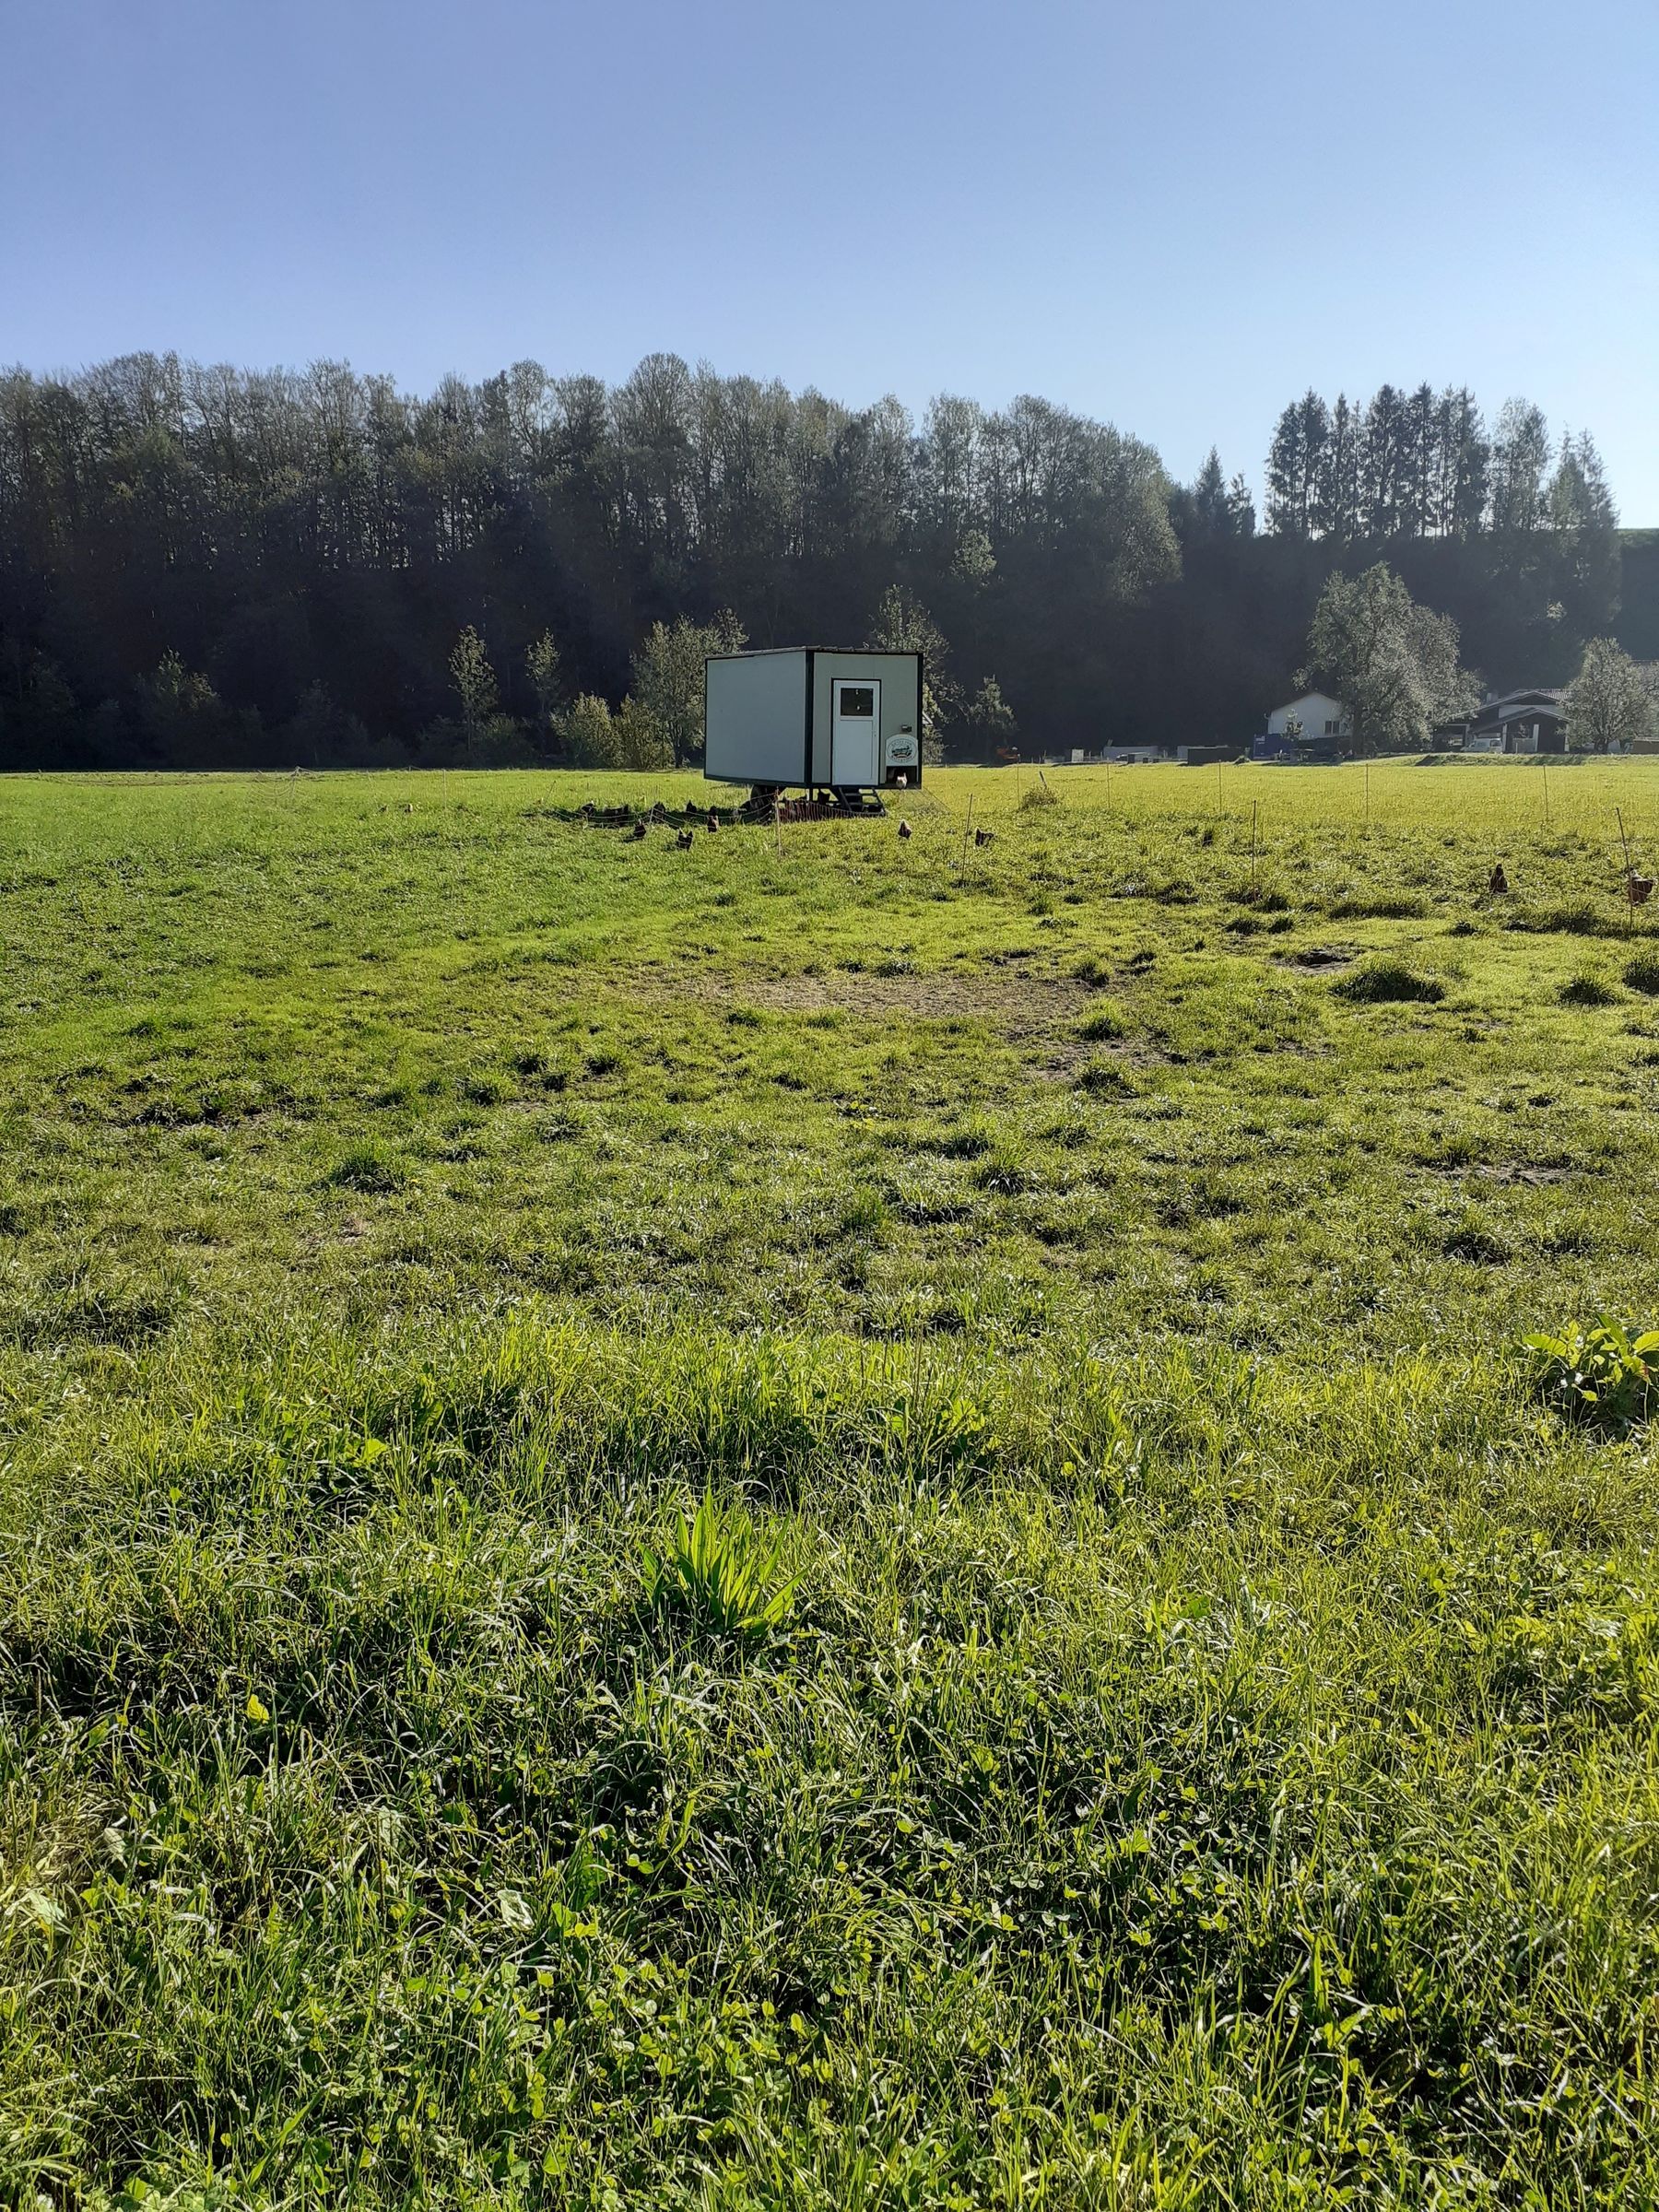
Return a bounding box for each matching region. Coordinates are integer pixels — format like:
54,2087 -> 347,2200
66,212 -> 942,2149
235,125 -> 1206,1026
1559,972 -> 1621,1006
1334,957 -> 1445,1004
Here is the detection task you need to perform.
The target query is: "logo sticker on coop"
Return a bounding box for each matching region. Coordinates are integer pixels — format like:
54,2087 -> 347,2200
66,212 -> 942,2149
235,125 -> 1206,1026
886,737 -> 916,761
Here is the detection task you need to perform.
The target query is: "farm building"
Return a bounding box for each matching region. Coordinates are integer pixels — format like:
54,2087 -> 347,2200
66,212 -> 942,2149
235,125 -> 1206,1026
704,648 -> 924,793
1436,688 -> 1568,755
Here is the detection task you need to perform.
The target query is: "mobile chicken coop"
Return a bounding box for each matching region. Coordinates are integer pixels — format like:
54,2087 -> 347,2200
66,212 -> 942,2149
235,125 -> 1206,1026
704,647 -> 923,805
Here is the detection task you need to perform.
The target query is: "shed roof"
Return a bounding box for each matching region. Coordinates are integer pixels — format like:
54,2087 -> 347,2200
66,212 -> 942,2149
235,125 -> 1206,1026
705,645 -> 923,662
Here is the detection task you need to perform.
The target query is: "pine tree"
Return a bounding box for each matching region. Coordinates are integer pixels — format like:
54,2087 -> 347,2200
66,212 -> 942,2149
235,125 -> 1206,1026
1265,403 -> 1306,536
1313,396 -> 1360,540
1548,436 -> 1620,635
1489,399 -> 1550,535
1438,388 -> 1488,538
963,675 -> 1018,759
1360,385 -> 1409,537
1293,393 -> 1330,535
1191,449 -> 1230,535
1404,382 -> 1438,537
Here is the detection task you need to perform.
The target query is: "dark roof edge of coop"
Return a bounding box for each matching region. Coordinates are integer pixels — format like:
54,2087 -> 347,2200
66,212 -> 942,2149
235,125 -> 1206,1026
704,646 -> 923,661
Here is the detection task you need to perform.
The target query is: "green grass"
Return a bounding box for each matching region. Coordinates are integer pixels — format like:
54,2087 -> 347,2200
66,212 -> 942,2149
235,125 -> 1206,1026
4,760 -> 1659,2206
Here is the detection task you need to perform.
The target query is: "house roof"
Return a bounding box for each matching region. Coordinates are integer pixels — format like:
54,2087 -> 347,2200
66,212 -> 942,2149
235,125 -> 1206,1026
1268,691 -> 1346,717
1477,688 -> 1566,712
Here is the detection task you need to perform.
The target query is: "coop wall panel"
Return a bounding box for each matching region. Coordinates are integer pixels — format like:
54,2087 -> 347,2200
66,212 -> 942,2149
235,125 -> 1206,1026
705,650 -> 808,785
808,653 -> 924,786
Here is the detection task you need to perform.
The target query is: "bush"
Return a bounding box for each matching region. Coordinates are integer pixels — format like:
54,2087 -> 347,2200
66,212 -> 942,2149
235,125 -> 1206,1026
614,695 -> 673,771
1334,959 -> 1445,1005
558,694 -> 621,768
471,718 -> 537,768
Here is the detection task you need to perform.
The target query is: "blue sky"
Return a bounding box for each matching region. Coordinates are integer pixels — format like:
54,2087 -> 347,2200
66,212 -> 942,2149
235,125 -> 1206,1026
6,0 -> 1656,518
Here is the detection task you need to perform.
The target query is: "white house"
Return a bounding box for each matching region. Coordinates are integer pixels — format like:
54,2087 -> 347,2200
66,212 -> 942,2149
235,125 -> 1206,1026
1265,691 -> 1350,741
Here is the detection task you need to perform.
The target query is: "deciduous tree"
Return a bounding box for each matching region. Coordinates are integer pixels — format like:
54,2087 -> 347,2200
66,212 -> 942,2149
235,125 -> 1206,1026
869,584 -> 959,748
1566,638 -> 1656,752
631,611 -> 746,768
525,632 -> 564,747
963,675 -> 1018,759
449,626 -> 499,747
1300,562 -> 1477,750
135,652 -> 230,767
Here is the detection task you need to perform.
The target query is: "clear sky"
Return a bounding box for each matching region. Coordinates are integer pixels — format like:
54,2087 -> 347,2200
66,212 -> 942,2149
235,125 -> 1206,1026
6,0 -> 1657,519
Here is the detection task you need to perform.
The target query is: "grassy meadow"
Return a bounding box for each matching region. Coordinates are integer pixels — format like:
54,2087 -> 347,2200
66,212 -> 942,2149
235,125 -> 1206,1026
4,757 -> 1659,2206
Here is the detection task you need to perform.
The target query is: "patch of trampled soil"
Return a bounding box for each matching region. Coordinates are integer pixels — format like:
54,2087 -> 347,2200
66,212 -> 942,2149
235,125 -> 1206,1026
688,965 -> 1095,1038
1274,945 -> 1360,970
1418,1158 -> 1573,1186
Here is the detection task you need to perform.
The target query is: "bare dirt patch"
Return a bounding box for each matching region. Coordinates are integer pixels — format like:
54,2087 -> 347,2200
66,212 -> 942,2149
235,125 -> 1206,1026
683,965 -> 1095,1038
1275,945 -> 1359,970
1418,1158 -> 1573,1186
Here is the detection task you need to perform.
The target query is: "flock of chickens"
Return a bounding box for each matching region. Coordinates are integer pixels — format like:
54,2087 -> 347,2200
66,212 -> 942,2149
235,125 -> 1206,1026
590,800 -> 1001,853
587,811 -> 1654,908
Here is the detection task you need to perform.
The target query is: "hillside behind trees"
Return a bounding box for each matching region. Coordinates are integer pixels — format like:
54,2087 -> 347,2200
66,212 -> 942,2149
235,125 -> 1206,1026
0,354 -> 1650,769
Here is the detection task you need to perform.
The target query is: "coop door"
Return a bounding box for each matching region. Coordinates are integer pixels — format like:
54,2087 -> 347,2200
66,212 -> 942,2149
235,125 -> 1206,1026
830,679 -> 880,786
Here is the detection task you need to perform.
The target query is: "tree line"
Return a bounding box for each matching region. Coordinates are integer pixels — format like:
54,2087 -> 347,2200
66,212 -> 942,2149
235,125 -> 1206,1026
0,352 -> 1643,770
1264,388 -> 1618,625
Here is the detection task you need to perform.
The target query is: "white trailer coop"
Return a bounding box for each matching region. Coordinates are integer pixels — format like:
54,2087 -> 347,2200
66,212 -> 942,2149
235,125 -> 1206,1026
704,647 -> 924,799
